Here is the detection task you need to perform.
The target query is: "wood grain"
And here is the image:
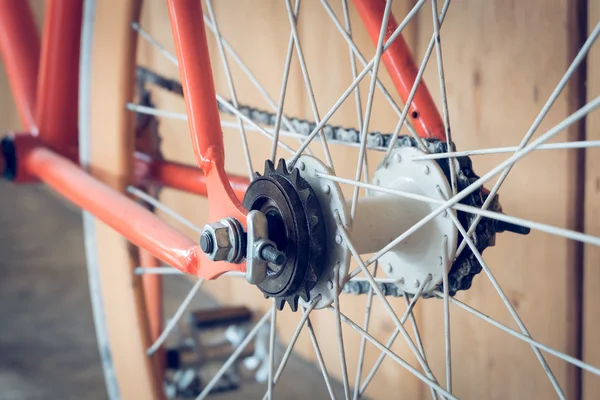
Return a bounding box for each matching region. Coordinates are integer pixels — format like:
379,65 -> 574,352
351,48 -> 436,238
583,3 -> 600,399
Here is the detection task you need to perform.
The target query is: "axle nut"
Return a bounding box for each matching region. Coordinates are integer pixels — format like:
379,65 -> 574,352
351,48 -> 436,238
200,218 -> 245,263
202,221 -> 232,261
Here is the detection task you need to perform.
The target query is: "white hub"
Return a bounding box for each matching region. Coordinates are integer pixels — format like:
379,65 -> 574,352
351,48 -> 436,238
350,146 -> 458,294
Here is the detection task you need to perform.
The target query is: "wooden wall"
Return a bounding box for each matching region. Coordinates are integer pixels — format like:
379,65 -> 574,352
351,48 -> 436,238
584,1 -> 600,399
1,1 -> 598,399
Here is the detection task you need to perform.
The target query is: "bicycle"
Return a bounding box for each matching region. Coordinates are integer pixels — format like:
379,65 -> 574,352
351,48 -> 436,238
0,0 -> 598,398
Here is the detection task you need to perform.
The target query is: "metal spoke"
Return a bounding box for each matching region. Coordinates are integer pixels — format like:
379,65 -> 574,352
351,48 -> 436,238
399,288 -> 437,400
205,0 -> 253,180
411,140 -> 600,160
441,236 -> 451,393
383,0 -> 452,160
352,263 -> 377,400
271,0 -> 303,163
335,219 -> 442,393
289,0 -> 431,165
437,188 -> 564,398
131,22 -> 178,65
147,277 -> 203,356
436,291 -> 600,377
350,0 -> 393,219
333,268 -> 351,400
284,0 -> 336,171
126,102 -> 187,120
358,276 -> 430,397
341,0 -> 372,199
134,267 -> 244,278
328,306 -> 456,400
262,297 -> 321,400
197,309 -> 272,400
127,186 -> 202,234
135,266 -> 183,275
341,0 -> 364,141
304,310 -> 337,400
267,299 -> 277,400
431,0 -> 456,196
320,0 -> 424,148
454,20 -> 600,258
317,172 -> 600,247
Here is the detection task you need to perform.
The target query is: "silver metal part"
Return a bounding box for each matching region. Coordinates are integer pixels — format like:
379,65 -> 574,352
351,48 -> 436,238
201,217 -> 245,263
297,155 -> 351,310
245,210 -> 270,285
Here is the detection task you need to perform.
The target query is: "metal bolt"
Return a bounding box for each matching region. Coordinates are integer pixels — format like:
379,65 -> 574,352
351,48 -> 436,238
423,165 -> 430,175
323,185 -> 331,194
414,279 -> 420,288
298,162 -> 306,171
335,234 -> 343,244
327,280 -> 334,289
200,232 -> 214,254
260,244 -> 286,267
394,153 -> 402,163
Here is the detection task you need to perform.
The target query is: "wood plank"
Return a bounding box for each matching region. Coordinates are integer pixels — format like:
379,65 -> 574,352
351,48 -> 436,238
416,1 -> 583,398
583,3 -> 600,399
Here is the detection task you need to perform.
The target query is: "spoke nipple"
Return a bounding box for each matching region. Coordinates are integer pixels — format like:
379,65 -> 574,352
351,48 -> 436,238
200,231 -> 214,254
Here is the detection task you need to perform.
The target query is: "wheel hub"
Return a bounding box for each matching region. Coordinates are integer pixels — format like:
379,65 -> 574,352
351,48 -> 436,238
363,146 -> 458,294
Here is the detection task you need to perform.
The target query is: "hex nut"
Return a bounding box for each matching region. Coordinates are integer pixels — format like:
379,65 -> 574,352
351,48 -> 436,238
202,221 -> 232,261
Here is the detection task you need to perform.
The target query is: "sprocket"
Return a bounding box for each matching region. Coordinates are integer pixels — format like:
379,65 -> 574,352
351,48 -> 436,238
242,159 -> 327,311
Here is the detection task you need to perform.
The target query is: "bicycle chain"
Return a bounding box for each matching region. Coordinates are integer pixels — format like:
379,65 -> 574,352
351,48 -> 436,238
137,66 -> 504,297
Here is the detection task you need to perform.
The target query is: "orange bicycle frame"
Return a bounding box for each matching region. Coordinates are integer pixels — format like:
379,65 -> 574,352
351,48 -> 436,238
0,0 -> 444,279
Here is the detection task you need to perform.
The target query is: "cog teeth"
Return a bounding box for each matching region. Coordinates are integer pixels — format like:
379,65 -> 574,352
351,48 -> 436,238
290,168 -> 301,185
263,293 -> 269,299
305,264 -> 318,283
286,295 -> 300,312
276,158 -> 288,174
253,171 -> 262,179
299,285 -> 310,302
264,159 -> 275,175
275,297 -> 286,311
298,188 -> 312,204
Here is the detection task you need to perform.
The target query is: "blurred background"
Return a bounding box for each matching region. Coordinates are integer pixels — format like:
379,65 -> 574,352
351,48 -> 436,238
1,1 -> 599,399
